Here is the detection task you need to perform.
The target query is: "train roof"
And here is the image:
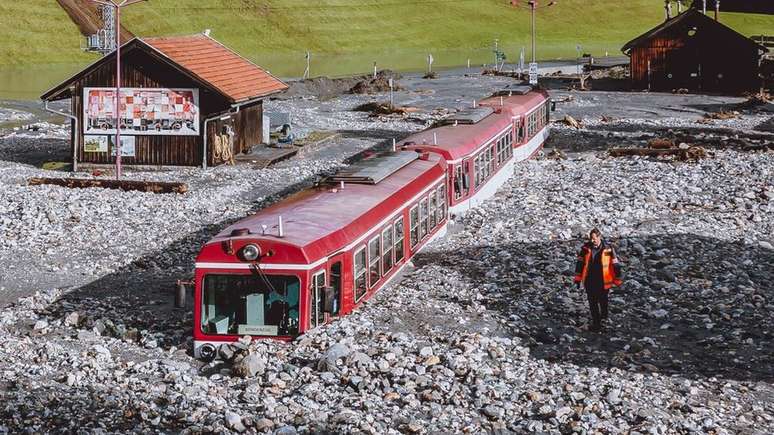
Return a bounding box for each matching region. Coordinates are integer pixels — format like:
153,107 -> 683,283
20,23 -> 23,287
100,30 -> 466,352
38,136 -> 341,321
398,110 -> 512,162
478,89 -> 549,117
202,152 -> 446,264
398,90 -> 548,162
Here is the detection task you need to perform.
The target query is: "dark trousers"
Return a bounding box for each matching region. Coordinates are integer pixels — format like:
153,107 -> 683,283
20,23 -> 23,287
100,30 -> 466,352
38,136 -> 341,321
586,287 -> 609,327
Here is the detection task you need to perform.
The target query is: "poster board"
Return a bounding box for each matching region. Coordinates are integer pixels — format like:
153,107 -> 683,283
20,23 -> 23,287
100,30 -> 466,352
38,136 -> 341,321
83,87 -> 200,136
109,136 -> 136,157
83,135 -> 108,152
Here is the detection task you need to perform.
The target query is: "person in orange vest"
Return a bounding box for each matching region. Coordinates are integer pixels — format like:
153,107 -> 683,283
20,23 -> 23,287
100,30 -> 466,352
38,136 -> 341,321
574,228 -> 623,332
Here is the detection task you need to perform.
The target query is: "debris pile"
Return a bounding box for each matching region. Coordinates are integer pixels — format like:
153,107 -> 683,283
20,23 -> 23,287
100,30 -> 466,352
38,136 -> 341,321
349,70 -> 402,94
609,140 -> 708,161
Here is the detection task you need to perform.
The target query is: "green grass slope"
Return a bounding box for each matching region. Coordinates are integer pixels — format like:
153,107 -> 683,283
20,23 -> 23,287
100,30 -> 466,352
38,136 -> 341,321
3,0 -> 774,76
0,1 -> 96,65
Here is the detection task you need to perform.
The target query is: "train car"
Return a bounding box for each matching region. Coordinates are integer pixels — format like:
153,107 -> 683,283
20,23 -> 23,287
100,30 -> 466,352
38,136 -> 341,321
193,152 -> 448,359
399,85 -> 550,215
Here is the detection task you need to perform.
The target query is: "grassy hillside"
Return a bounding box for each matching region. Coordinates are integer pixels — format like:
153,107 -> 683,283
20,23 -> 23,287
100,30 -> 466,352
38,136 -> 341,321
0,1 -> 95,65
2,0 -> 773,76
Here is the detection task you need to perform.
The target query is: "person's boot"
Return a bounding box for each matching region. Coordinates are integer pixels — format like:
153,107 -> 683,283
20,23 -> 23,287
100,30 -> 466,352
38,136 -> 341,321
589,322 -> 601,333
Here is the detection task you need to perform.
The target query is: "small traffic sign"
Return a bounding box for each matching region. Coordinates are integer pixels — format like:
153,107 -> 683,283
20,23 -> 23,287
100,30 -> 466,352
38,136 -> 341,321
529,62 -> 538,85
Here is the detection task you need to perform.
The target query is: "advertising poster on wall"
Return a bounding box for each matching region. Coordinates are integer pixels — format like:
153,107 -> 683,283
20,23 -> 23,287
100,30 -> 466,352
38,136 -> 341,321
109,136 -> 136,157
83,87 -> 200,136
83,135 -> 108,152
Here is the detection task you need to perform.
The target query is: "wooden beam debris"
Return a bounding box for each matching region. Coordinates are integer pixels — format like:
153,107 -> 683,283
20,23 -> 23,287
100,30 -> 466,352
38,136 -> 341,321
28,177 -> 188,194
609,146 -> 708,161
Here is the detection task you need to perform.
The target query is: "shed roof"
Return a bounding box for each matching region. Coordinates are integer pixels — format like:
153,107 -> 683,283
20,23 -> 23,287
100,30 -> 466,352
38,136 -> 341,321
621,9 -> 767,54
41,34 -> 287,103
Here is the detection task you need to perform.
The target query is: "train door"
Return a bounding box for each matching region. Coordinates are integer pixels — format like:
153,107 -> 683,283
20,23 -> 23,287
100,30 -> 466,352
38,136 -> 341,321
309,269 -> 326,329
326,254 -> 344,317
516,117 -> 525,144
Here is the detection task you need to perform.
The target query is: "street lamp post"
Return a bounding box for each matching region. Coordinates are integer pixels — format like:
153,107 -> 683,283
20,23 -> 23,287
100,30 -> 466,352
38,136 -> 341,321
529,1 -> 536,63
91,0 -> 146,179
526,1 -> 557,64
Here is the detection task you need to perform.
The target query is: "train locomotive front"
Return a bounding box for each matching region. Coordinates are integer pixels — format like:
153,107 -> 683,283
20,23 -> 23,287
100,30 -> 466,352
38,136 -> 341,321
193,152 -> 448,359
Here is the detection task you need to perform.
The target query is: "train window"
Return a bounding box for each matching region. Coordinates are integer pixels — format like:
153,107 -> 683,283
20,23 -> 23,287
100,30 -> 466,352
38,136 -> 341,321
453,165 -> 463,200
409,206 -> 419,248
394,217 -> 405,262
310,270 -> 325,329
368,236 -> 380,288
354,247 -> 367,302
201,274 -> 300,336
474,156 -> 481,188
429,191 -> 437,229
329,261 -> 341,316
483,150 -> 489,179
488,146 -> 494,176
437,185 -> 447,222
419,198 -> 429,239
382,227 -> 393,275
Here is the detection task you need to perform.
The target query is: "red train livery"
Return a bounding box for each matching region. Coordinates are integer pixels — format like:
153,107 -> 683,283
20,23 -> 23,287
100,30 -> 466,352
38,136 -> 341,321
193,86 -> 550,359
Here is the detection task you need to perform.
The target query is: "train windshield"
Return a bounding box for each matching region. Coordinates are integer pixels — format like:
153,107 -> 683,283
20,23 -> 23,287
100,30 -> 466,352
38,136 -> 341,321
201,274 -> 300,336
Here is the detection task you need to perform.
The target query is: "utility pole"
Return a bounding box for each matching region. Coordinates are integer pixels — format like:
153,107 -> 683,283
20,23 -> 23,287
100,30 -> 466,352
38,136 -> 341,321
529,1 -> 536,63
526,1 -> 556,64
91,0 -> 147,180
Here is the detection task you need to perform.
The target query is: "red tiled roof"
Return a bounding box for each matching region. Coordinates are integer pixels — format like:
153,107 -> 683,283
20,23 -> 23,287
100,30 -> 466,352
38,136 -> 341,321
141,34 -> 287,102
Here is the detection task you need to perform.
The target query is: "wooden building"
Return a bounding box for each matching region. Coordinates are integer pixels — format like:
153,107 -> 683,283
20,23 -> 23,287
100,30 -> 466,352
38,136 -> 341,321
622,9 -> 767,93
41,34 -> 288,168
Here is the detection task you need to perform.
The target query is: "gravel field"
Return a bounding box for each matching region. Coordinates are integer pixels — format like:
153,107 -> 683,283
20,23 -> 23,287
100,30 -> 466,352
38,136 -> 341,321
0,71 -> 772,433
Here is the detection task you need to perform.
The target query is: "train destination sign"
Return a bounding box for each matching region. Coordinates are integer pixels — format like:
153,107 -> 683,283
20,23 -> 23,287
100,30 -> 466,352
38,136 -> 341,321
83,87 -> 200,136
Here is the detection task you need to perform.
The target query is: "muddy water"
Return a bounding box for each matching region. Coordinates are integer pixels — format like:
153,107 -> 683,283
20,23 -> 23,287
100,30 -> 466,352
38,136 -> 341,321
0,64 -> 90,101
0,46 -> 526,101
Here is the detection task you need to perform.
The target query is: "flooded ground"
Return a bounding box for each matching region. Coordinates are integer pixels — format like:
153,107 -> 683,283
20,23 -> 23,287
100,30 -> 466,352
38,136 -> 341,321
0,51 -> 619,101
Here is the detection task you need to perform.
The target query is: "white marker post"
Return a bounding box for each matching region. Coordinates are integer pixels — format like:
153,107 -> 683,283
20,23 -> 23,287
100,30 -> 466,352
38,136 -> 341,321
519,47 -> 525,75
303,51 -> 310,79
388,77 -> 394,109
576,44 -> 582,77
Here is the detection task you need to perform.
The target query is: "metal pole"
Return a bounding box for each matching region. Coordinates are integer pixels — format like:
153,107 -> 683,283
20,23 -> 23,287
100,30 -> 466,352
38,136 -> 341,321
114,2 -> 122,179
531,1 -> 536,63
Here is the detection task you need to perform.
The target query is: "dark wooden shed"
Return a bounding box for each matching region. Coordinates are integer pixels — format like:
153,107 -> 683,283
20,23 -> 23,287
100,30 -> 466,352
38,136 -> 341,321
622,9 -> 767,93
41,34 -> 288,168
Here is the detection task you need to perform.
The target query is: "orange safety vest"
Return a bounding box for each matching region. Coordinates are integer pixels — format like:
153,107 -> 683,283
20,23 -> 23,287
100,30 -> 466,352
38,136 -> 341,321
574,245 -> 622,290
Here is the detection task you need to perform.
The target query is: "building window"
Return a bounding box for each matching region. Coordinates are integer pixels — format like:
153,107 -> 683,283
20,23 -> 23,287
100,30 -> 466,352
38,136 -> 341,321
409,205 -> 419,248
437,185 -> 446,222
368,236 -> 380,288
394,217 -> 405,262
382,227 -> 393,275
354,247 -> 367,302
419,198 -> 428,240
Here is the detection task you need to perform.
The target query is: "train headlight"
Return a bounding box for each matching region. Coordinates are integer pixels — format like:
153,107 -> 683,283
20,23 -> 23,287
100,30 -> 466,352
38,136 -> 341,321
241,244 -> 261,261
199,343 -> 217,362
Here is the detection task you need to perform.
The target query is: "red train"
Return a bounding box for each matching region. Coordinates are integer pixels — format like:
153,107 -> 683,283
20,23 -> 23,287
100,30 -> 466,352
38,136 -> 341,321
193,85 -> 551,360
